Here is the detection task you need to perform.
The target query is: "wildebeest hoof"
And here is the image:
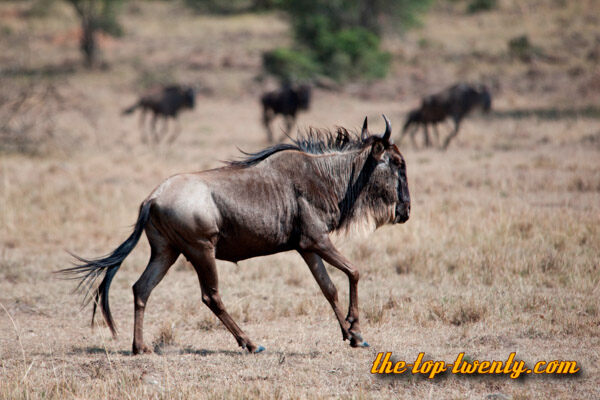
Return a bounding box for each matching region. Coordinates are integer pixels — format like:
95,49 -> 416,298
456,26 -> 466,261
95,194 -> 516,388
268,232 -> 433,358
254,345 -> 266,354
350,338 -> 369,348
349,331 -> 368,348
132,344 -> 153,355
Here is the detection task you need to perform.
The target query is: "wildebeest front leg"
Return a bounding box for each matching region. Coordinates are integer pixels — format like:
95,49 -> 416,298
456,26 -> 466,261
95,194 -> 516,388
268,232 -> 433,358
299,251 -> 351,341
262,109 -> 274,143
186,246 -> 262,353
155,117 -> 169,144
442,116 -> 461,150
150,113 -> 160,143
166,118 -> 182,144
423,124 -> 431,147
312,239 -> 368,348
283,115 -> 296,140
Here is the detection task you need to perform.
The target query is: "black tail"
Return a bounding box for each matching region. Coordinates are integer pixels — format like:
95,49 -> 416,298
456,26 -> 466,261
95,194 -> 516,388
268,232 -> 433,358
122,102 -> 140,115
58,200 -> 153,337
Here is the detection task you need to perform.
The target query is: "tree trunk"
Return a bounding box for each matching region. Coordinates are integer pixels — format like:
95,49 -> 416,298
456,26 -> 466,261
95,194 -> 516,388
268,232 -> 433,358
80,19 -> 96,68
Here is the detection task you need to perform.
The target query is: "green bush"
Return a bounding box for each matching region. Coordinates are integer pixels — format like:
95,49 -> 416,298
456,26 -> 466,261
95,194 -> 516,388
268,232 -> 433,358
263,28 -> 390,82
263,0 -> 400,81
262,0 -> 428,82
322,28 -> 391,80
262,48 -> 320,82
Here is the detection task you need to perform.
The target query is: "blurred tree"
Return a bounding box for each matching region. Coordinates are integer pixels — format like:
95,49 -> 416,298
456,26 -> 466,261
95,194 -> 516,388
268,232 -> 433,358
66,0 -> 124,67
263,0 -> 431,82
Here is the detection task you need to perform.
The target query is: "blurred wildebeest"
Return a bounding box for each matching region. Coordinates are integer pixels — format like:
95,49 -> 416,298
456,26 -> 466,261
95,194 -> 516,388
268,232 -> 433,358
400,83 -> 492,150
261,83 -> 311,143
60,115 -> 410,354
122,84 -> 195,144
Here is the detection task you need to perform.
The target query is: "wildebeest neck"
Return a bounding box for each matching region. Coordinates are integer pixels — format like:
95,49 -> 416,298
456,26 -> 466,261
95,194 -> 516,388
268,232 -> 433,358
301,148 -> 376,232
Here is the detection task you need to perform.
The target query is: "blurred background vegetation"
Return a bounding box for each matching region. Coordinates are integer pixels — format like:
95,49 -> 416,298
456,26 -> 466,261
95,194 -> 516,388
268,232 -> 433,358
262,0 -> 433,82
19,0 -> 435,81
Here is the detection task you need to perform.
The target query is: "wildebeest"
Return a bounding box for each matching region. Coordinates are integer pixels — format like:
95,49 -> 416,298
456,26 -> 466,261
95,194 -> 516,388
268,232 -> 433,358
400,83 -> 492,150
261,83 -> 311,143
122,84 -> 195,144
59,115 -> 410,354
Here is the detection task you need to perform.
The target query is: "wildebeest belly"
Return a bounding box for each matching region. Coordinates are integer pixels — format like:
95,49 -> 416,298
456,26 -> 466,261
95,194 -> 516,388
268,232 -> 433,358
215,236 -> 296,262
214,212 -> 299,262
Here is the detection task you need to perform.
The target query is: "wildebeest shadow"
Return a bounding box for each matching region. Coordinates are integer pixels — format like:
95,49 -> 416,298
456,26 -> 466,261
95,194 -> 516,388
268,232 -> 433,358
70,345 -> 321,359
491,106 -> 600,120
70,346 -> 133,356
180,347 -> 320,359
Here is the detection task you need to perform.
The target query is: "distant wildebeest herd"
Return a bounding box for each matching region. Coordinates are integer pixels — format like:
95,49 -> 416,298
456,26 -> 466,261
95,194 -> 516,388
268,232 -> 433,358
121,81 -> 491,149
60,80 -> 491,355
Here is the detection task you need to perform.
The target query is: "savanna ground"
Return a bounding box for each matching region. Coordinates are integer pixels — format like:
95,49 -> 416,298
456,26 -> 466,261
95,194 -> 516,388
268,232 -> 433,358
1,0 -> 599,398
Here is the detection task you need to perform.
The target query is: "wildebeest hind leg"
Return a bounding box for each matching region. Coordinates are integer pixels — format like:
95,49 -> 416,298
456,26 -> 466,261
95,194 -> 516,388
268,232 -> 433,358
409,126 -> 418,148
132,231 -> 180,355
300,251 -> 351,342
432,124 -> 440,147
186,246 -> 262,353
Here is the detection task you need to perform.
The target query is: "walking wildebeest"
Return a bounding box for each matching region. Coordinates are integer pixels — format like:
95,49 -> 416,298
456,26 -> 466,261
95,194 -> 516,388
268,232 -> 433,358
122,84 -> 195,144
59,115 -> 410,354
261,83 -> 311,143
400,83 -> 492,150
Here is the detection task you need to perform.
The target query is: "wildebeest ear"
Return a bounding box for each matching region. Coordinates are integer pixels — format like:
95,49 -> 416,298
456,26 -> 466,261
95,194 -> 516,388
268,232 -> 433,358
361,117 -> 368,140
371,140 -> 385,160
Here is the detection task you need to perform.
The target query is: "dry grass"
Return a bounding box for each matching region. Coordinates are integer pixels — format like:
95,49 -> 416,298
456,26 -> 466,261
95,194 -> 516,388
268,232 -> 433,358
1,1 -> 599,399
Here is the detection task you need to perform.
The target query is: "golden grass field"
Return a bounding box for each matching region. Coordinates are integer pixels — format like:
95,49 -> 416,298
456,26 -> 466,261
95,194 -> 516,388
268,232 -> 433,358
1,0 -> 599,398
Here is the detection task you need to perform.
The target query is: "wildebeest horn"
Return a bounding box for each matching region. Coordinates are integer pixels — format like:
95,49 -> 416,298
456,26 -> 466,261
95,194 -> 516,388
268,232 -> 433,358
382,114 -> 391,142
361,117 -> 368,140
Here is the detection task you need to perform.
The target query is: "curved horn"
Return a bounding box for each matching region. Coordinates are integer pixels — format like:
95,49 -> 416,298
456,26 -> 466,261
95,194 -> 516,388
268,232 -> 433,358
382,114 -> 392,142
361,116 -> 368,140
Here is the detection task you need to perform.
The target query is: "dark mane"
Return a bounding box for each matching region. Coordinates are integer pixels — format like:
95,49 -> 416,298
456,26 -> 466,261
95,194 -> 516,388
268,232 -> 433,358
227,127 -> 374,168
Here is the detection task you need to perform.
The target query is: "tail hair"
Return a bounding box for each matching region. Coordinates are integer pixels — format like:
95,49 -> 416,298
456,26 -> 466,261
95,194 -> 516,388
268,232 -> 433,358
122,102 -> 139,115
57,201 -> 152,336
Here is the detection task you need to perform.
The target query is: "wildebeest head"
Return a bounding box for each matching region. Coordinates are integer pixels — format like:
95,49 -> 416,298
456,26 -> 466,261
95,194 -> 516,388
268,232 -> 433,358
358,116 -> 411,225
478,85 -> 492,113
296,84 -> 311,111
183,87 -> 196,109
